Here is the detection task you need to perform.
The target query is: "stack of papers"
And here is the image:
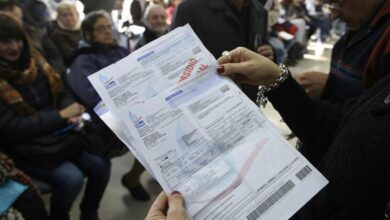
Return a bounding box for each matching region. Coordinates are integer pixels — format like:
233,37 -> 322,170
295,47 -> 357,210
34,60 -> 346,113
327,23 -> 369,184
88,25 -> 328,220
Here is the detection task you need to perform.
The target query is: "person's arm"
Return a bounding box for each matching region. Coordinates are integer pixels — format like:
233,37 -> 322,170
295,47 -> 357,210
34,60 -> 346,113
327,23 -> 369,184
67,56 -> 102,109
267,76 -> 349,161
0,100 -> 66,142
217,47 -> 353,161
321,72 -> 364,102
57,85 -> 78,109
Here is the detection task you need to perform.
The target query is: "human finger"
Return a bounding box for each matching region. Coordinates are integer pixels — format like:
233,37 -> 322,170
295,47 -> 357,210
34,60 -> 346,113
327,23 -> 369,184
146,192 -> 168,220
167,191 -> 188,220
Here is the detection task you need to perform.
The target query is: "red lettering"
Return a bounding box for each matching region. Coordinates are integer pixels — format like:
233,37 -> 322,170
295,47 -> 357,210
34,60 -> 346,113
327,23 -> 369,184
178,58 -> 198,82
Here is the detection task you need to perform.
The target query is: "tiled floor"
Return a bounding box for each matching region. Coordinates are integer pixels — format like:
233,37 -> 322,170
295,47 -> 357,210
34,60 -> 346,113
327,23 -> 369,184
57,40 -> 334,220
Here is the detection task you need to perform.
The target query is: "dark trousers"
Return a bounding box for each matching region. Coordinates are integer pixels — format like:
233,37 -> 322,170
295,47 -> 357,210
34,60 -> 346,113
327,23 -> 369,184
17,151 -> 111,220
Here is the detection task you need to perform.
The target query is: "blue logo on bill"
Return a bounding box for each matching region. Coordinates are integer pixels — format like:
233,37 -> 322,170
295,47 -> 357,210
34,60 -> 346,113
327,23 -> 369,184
99,74 -> 117,89
129,112 -> 145,128
135,120 -> 145,128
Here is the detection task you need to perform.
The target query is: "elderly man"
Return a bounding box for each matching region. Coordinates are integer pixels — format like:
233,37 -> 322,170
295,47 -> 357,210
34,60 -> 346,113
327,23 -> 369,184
135,4 -> 168,49
296,0 -> 390,102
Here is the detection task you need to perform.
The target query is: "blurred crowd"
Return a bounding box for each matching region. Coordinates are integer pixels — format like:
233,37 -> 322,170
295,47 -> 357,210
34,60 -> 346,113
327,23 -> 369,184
0,0 -> 356,220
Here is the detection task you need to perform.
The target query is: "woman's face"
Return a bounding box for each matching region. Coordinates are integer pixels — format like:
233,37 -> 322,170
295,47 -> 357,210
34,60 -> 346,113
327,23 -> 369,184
58,7 -> 79,29
0,39 -> 23,62
90,17 -> 114,45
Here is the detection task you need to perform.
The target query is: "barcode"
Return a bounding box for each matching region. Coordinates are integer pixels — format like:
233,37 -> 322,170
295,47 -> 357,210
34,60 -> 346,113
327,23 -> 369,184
192,46 -> 201,54
295,165 -> 312,181
247,180 -> 295,220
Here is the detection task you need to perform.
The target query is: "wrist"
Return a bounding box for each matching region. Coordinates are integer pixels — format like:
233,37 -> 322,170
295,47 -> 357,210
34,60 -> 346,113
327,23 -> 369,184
256,64 -> 290,107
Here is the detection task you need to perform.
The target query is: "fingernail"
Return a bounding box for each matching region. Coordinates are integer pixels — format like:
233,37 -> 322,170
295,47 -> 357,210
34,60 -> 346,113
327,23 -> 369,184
217,65 -> 225,74
171,191 -> 181,196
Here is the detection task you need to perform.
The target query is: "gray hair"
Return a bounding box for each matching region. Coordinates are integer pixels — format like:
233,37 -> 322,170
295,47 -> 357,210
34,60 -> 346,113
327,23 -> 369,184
81,10 -> 111,40
143,4 -> 166,22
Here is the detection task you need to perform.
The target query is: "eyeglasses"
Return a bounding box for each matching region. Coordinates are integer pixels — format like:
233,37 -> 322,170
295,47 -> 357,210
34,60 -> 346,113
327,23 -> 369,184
94,24 -> 112,33
323,0 -> 344,10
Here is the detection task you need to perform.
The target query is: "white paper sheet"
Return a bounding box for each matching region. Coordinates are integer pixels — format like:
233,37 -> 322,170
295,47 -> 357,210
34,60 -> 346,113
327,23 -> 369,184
88,25 -> 328,220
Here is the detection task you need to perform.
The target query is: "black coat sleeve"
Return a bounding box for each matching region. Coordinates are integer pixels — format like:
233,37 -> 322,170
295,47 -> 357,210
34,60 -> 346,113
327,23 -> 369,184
267,76 -> 354,161
321,72 -> 364,103
0,100 -> 66,143
57,86 -> 77,109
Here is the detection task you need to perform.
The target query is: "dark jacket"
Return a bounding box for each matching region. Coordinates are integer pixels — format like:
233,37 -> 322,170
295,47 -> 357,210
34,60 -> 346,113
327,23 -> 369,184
172,0 -> 269,58
50,23 -> 81,67
172,0 -> 269,102
268,74 -> 390,219
67,42 -> 129,109
0,71 -> 76,160
24,25 -> 65,76
135,27 -> 166,50
322,0 -> 390,102
80,0 -> 117,14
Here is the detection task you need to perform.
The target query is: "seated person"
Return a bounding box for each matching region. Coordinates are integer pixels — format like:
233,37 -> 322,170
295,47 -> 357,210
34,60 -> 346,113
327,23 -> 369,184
295,0 -> 389,101
50,1 -> 81,67
67,10 -> 150,201
0,151 -> 49,220
0,0 -> 65,76
135,4 -> 169,50
0,13 -> 111,220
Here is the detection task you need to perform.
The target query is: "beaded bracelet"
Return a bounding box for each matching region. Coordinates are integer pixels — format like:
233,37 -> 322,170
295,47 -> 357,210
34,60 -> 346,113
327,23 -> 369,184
256,63 -> 290,108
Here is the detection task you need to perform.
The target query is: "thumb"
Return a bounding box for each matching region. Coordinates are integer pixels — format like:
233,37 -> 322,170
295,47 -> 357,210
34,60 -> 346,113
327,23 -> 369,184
167,192 -> 188,219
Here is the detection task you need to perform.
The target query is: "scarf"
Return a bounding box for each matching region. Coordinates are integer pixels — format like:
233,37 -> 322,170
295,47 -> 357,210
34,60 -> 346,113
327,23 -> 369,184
0,51 -> 63,116
57,20 -> 81,31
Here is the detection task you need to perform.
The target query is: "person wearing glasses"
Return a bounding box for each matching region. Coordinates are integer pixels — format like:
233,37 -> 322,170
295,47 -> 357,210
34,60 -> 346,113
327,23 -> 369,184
295,0 -> 390,102
0,13 -> 111,220
67,10 -> 151,201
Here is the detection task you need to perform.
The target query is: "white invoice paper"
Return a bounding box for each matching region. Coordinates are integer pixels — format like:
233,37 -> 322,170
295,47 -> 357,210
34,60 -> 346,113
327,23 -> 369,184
88,24 -> 328,220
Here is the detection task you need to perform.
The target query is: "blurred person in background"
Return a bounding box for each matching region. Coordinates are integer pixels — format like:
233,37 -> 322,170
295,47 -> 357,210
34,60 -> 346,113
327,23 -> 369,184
135,4 -> 168,49
80,0 -> 117,14
0,151 -> 49,220
0,0 -> 65,76
165,0 -> 181,26
171,0 -> 274,103
0,13 -> 111,220
50,1 -> 81,67
67,10 -> 151,201
295,0 -> 390,102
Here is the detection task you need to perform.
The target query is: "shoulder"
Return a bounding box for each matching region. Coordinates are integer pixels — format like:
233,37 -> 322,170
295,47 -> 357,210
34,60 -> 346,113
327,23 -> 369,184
178,0 -> 207,11
116,46 -> 129,55
70,50 -> 99,69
